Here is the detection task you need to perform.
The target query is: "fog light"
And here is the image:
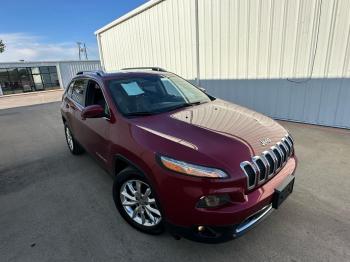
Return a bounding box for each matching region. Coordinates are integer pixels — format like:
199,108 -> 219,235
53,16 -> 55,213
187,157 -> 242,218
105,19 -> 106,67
197,194 -> 230,208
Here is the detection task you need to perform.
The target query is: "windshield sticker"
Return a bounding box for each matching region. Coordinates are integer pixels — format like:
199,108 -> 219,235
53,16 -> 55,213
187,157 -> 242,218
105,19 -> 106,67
121,82 -> 145,96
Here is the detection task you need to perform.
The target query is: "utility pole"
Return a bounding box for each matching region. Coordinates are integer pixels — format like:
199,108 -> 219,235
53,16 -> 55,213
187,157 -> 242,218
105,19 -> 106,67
83,43 -> 88,60
76,42 -> 88,60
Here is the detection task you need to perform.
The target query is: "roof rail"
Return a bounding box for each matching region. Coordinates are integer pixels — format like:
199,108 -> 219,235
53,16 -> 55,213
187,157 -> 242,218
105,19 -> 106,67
121,67 -> 167,72
76,70 -> 105,77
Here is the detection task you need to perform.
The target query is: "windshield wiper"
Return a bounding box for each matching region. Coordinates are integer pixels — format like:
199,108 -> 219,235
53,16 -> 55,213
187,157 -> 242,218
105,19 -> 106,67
188,101 -> 204,106
126,101 -> 208,116
162,101 -> 208,112
125,111 -> 156,116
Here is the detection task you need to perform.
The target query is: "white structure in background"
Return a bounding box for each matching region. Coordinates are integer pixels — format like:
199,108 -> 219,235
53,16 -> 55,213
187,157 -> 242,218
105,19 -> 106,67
95,0 -> 350,129
0,60 -> 101,95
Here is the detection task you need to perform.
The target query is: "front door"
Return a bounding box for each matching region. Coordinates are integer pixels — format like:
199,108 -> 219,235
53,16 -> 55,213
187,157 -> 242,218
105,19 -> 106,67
82,80 -> 111,165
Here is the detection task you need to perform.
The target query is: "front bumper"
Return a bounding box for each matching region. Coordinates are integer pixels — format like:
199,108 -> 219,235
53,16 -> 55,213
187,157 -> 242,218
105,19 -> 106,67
152,157 -> 297,243
153,156 -> 296,224
166,204 -> 273,243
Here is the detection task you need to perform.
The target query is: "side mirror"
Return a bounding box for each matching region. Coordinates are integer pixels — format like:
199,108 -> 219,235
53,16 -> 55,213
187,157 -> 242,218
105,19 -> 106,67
198,87 -> 206,93
81,105 -> 105,119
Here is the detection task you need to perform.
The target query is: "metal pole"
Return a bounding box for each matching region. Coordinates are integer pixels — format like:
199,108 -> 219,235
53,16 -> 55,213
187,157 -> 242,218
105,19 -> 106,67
77,42 -> 81,60
84,43 -> 88,60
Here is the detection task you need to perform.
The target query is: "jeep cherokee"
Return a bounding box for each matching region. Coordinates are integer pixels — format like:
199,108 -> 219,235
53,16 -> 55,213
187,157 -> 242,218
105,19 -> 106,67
60,67 -> 297,243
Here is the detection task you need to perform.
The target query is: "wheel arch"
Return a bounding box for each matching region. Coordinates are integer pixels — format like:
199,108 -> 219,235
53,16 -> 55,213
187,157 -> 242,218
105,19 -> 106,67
114,154 -> 146,178
113,154 -> 165,219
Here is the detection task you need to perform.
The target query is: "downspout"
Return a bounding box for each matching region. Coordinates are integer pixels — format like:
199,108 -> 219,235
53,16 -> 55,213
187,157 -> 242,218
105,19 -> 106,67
195,0 -> 200,86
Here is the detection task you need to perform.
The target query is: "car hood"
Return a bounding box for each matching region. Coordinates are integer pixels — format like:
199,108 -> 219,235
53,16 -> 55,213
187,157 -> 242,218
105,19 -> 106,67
130,99 -> 288,173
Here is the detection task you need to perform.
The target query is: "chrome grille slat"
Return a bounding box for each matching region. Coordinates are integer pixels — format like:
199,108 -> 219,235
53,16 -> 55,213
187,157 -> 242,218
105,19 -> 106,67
280,140 -> 290,157
240,161 -> 257,190
282,137 -> 292,156
272,146 -> 283,169
260,156 -> 270,182
285,135 -> 294,155
277,144 -> 287,169
252,156 -> 268,184
240,134 -> 295,190
263,150 -> 278,177
277,142 -> 286,163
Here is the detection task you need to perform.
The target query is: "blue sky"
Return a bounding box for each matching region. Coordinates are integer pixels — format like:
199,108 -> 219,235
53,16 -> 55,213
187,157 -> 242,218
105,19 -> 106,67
0,0 -> 147,62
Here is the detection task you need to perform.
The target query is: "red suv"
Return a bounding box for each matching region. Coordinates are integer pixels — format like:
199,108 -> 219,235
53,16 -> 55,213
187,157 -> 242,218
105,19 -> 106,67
61,68 -> 297,243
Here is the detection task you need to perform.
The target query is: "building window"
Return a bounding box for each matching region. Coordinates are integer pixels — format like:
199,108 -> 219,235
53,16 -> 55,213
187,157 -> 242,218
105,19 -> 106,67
18,68 -> 34,92
0,66 -> 61,95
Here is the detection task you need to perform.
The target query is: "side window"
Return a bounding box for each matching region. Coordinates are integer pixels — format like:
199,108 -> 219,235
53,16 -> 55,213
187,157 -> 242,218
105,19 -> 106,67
66,81 -> 74,97
71,79 -> 88,105
86,80 -> 110,116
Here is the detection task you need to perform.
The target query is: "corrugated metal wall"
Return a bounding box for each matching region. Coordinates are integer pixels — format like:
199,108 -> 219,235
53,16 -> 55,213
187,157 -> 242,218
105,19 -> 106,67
98,0 -> 197,80
97,0 -> 350,128
198,0 -> 350,79
57,61 -> 101,88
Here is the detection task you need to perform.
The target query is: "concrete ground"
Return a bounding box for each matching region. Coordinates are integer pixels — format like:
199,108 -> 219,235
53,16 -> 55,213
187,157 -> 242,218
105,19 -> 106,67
0,89 -> 63,110
0,101 -> 349,262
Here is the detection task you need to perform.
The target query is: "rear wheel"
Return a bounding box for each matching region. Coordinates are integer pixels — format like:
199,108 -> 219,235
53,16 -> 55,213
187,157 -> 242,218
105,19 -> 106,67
64,123 -> 84,155
113,167 -> 164,234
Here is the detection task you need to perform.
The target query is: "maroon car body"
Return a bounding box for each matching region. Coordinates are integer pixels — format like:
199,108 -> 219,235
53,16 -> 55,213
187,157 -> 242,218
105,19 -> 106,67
61,69 -> 297,242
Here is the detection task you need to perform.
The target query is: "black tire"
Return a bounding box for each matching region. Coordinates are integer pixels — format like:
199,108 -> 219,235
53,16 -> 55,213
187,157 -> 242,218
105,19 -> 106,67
64,123 -> 84,155
113,167 -> 164,235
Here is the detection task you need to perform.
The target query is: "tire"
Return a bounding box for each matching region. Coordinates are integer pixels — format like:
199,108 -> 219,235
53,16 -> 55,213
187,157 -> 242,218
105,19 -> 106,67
64,123 -> 84,155
113,167 -> 164,235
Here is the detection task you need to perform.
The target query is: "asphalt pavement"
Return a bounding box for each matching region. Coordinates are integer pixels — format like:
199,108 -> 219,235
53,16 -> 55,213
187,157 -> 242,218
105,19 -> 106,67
0,102 -> 349,262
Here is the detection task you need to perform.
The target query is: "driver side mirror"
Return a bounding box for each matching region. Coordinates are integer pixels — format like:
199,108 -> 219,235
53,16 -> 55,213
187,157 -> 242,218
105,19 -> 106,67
81,105 -> 105,119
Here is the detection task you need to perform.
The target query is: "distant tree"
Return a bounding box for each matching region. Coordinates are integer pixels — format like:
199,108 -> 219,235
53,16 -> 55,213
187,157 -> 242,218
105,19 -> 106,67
0,40 -> 5,53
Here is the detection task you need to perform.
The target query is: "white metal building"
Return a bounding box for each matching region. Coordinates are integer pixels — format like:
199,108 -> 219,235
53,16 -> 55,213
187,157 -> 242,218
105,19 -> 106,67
0,60 -> 101,95
96,0 -> 350,128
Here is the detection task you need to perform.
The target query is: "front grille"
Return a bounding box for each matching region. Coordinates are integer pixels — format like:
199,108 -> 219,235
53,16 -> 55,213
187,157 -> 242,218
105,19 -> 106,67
241,134 -> 295,190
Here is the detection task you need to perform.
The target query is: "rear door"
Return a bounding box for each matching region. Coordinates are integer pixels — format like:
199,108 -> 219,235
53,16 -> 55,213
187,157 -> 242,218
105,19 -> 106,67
69,78 -> 89,147
62,81 -> 75,126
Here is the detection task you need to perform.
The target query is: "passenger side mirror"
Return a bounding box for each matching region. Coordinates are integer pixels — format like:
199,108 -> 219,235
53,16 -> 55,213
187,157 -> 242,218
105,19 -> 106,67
81,105 -> 105,119
198,87 -> 206,93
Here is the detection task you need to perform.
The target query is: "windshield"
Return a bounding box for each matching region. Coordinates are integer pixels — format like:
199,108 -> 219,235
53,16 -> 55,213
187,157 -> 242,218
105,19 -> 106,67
108,75 -> 212,116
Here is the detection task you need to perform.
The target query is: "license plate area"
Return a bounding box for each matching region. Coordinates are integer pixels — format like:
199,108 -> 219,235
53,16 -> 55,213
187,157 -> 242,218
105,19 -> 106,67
272,175 -> 295,209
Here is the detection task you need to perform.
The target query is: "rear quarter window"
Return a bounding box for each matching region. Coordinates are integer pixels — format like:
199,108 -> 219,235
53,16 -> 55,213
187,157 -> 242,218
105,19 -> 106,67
71,79 -> 88,105
66,81 -> 74,97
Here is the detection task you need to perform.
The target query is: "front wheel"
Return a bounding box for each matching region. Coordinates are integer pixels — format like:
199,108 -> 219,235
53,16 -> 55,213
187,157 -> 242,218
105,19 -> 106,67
113,167 -> 164,235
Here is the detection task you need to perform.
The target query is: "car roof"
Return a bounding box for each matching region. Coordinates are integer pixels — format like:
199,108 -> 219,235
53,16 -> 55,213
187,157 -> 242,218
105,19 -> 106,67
73,69 -> 175,82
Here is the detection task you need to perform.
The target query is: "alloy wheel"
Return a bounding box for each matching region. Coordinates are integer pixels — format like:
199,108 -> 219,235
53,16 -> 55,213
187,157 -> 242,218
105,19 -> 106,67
65,126 -> 74,151
120,179 -> 162,227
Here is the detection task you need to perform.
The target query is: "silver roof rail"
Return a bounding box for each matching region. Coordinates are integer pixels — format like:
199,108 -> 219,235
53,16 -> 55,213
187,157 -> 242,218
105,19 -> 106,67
121,67 -> 167,72
76,70 -> 105,77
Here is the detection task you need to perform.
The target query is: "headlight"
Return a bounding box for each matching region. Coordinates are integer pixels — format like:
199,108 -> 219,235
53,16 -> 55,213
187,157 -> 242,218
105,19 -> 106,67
159,155 -> 228,178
